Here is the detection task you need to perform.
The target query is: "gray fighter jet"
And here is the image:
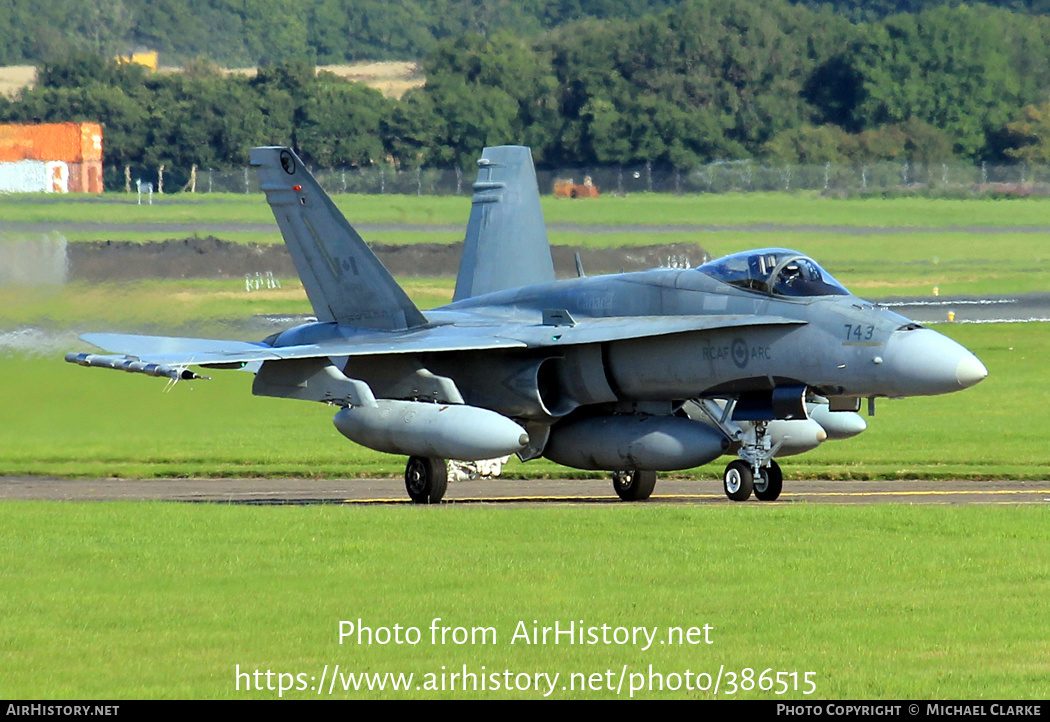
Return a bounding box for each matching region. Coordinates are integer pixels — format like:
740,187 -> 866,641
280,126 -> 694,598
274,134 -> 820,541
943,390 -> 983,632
66,146 -> 987,503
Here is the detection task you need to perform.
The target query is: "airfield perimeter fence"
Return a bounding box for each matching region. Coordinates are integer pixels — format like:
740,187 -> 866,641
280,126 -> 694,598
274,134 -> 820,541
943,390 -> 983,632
129,160 -> 1050,196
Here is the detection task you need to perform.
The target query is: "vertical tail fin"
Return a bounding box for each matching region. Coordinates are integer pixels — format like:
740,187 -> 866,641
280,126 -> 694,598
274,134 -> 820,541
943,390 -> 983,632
453,146 -> 555,301
250,146 -> 426,330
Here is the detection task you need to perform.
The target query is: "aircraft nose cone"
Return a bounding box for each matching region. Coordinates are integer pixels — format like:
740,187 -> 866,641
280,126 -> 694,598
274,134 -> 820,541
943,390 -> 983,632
882,328 -> 987,396
956,354 -> 988,389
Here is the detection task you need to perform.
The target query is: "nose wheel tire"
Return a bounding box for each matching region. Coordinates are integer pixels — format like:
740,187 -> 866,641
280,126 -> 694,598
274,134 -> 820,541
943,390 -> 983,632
723,460 -> 753,501
612,470 -> 657,501
405,456 -> 448,504
754,460 -> 783,501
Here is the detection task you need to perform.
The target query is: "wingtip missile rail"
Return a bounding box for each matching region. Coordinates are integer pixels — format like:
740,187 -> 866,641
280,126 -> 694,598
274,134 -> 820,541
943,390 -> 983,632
64,352 -> 209,381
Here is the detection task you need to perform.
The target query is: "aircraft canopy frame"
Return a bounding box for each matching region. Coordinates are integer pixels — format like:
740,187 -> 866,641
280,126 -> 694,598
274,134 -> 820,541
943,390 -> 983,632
698,249 -> 850,298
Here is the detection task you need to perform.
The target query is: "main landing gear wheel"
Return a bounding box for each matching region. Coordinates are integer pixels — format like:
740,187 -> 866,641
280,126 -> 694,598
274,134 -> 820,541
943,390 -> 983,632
754,460 -> 783,501
612,470 -> 657,501
405,456 -> 448,504
723,460 -> 753,502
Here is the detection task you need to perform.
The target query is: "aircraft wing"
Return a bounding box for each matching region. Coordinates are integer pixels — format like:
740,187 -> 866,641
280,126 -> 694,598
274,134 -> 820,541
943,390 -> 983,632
77,330 -> 528,368
79,334 -> 277,364
77,314 -> 802,368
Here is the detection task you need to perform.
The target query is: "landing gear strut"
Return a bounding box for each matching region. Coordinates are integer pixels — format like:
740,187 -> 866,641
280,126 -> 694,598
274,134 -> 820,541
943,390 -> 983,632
721,420 -> 784,502
695,399 -> 787,503
405,456 -> 448,504
612,469 -> 657,501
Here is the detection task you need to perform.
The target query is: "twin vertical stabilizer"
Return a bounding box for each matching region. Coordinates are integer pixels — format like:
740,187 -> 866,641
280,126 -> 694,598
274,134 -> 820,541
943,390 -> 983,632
453,146 -> 555,301
252,144 -> 556,323
250,146 -> 426,330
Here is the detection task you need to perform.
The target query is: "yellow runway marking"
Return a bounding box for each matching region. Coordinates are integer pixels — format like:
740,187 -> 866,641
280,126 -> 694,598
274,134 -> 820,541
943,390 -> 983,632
782,489 -> 1049,498
344,486 -> 1050,505
342,488 -> 1049,504
344,495 -> 633,504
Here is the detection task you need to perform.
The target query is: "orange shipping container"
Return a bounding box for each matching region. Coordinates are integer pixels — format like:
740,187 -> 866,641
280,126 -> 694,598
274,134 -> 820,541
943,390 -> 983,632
0,122 -> 103,163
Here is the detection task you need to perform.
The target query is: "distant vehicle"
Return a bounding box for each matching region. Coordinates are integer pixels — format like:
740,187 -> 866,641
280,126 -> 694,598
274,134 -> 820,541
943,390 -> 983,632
553,176 -> 599,198
67,146 -> 987,503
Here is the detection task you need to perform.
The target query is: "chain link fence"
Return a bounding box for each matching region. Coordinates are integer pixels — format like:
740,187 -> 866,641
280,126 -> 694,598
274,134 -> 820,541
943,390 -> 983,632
111,161 -> 1050,196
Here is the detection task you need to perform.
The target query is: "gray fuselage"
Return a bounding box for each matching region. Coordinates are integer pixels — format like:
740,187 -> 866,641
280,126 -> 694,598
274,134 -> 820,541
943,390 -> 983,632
425,266 -> 981,406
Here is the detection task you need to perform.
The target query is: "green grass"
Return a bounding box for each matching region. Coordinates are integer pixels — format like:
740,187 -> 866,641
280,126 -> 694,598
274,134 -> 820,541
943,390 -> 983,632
3,227 -> 1047,319
52,230 -> 287,245
36,226 -> 1050,298
0,278 -> 456,332
5,191 -> 1048,298
0,192 -> 467,226
559,229 -> 1050,297
10,190 -> 1050,228
536,191 -> 1050,228
0,503 -> 1046,698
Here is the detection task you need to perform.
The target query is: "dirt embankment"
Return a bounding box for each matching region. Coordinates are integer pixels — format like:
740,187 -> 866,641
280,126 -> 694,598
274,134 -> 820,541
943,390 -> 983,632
67,237 -> 710,282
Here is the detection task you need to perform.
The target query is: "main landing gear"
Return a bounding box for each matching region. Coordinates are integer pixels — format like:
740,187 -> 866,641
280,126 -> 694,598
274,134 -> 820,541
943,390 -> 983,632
611,469 -> 657,501
405,456 -> 448,504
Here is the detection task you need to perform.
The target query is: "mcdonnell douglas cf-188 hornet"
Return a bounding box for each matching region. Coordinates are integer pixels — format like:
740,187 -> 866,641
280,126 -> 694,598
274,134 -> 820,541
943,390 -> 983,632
66,146 -> 988,502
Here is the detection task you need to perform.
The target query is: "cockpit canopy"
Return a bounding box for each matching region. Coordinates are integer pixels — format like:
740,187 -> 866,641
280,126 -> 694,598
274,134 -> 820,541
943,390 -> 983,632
698,249 -> 850,298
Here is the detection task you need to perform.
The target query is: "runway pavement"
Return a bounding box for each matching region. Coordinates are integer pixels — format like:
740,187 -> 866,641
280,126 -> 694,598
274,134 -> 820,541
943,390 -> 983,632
1,476 -> 1047,505
880,293 -> 1050,324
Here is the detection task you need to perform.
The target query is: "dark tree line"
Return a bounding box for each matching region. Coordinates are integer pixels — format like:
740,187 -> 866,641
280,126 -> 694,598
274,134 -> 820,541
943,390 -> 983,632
791,0 -> 1050,22
5,0 -> 1050,184
0,0 -> 683,66
5,0 -> 1050,66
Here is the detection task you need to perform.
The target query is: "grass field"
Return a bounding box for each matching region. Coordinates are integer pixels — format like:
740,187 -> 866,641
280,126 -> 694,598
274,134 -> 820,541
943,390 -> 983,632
8,227 -> 1040,296
0,278 -> 451,331
8,190 -> 1050,229
4,190 -> 1049,297
1,503 -> 1047,699
0,64 -> 34,97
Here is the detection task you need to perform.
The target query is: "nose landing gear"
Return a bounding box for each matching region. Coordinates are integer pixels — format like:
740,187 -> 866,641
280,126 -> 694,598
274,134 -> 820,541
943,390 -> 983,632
694,398 -> 787,503
753,459 -> 783,501
720,419 -> 784,502
722,460 -> 754,501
